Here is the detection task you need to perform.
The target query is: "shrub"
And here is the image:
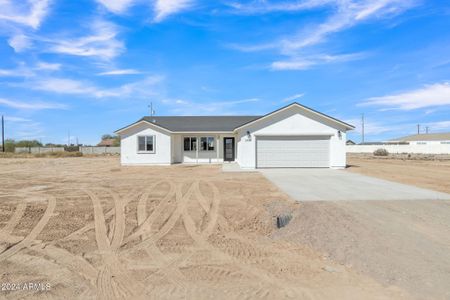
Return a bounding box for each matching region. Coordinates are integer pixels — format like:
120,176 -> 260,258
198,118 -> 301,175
373,148 -> 389,156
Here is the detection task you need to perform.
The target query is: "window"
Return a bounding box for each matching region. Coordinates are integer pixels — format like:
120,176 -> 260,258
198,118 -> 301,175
184,137 -> 197,151
416,142 -> 427,145
441,141 -> 450,144
200,137 -> 207,151
137,136 -> 155,153
184,136 -> 214,151
207,137 -> 214,151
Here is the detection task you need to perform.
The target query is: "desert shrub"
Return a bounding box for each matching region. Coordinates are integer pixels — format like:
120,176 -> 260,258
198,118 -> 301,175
34,151 -> 83,158
373,148 -> 389,156
64,146 -> 80,152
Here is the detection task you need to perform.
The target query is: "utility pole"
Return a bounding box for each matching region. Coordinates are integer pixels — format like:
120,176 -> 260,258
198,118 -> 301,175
68,130 -> 70,146
426,126 -> 429,134
417,124 -> 420,135
361,113 -> 365,144
1,115 -> 4,152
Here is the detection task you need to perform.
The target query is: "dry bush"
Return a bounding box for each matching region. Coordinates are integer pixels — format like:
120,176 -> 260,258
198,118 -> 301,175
34,151 -> 83,158
373,148 -> 389,156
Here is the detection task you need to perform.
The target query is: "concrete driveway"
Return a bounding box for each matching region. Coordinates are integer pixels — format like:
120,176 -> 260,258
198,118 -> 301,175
259,169 -> 450,201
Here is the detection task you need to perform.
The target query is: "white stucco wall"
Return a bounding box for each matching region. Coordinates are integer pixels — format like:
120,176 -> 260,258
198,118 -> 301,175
236,106 -> 348,169
120,123 -> 172,165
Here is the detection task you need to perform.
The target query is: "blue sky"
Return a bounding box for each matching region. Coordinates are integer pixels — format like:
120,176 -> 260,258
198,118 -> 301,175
0,0 -> 450,145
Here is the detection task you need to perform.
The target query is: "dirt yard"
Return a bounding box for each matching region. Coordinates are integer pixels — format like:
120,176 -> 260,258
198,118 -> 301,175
0,157 -> 409,299
347,154 -> 450,194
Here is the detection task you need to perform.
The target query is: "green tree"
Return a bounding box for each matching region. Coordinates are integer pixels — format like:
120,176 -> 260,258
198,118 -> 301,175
15,140 -> 43,148
102,134 -> 114,140
4,139 -> 16,152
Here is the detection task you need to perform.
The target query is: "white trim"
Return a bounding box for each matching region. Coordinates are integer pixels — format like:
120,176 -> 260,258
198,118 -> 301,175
233,103 -> 354,131
116,120 -> 172,134
253,133 -> 334,137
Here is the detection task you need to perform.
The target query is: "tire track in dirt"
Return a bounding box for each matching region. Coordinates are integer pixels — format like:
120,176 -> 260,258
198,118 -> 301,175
0,202 -> 27,245
31,243 -> 98,285
181,181 -> 315,299
123,181 -> 196,252
86,189 -> 144,300
129,181 -> 175,243
63,189 -> 140,242
0,195 -> 56,262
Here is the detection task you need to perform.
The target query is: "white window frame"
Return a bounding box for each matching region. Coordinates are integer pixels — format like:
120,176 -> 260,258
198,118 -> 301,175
137,135 -> 156,154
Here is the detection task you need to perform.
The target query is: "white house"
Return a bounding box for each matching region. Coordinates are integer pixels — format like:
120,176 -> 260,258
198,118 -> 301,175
115,102 -> 354,168
388,133 -> 450,145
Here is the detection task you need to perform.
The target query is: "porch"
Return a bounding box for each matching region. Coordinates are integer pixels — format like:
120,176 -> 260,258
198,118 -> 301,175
171,133 -> 237,164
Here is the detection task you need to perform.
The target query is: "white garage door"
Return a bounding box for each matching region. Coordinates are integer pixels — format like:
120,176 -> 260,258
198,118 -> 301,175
256,136 -> 330,168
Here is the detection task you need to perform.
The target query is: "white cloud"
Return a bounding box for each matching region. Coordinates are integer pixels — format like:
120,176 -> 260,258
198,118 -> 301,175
17,75 -> 164,98
0,0 -> 51,29
424,121 -> 450,132
227,0 -> 334,14
46,20 -> 124,60
362,83 -> 450,110
282,93 -> 305,102
97,69 -> 142,75
278,0 -> 416,54
3,116 -> 32,123
0,98 -> 67,110
8,34 -> 32,52
35,61 -> 61,70
153,0 -> 194,22
96,0 -> 135,14
231,0 -> 417,68
271,52 -> 365,70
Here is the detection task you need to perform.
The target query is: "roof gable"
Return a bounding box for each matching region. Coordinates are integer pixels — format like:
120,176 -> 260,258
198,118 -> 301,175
233,102 -> 354,131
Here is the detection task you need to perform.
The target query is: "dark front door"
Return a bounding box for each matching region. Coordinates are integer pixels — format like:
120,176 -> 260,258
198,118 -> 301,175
223,137 -> 235,161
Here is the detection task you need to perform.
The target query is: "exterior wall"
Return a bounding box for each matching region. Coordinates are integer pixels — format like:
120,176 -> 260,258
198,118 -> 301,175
120,123 -> 171,165
15,147 -> 65,153
80,147 -> 120,154
236,106 -> 348,169
347,144 -> 450,154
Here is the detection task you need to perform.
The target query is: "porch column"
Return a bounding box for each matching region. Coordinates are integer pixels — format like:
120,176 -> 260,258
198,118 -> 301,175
216,135 -> 220,162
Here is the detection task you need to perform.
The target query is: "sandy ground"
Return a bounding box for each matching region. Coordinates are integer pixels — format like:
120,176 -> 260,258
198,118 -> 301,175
0,157 -> 410,299
273,156 -> 450,300
0,157 -> 408,299
347,154 -> 450,194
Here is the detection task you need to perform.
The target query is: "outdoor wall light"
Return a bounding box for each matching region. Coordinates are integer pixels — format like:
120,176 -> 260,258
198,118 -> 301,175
246,131 -> 251,138
338,130 -> 342,139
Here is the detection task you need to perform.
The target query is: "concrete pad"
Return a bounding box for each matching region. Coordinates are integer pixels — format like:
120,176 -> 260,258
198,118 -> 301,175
259,169 -> 450,201
222,163 -> 257,173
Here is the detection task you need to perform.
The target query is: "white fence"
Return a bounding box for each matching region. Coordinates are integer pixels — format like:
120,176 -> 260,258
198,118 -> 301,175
15,147 -> 65,154
80,146 -> 120,155
347,144 -> 450,154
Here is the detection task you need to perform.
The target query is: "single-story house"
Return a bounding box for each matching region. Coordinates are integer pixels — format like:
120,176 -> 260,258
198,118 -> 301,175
389,133 -> 450,145
115,102 -> 354,168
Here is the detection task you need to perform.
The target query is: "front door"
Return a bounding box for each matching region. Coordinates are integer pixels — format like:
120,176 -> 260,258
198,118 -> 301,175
223,137 -> 235,161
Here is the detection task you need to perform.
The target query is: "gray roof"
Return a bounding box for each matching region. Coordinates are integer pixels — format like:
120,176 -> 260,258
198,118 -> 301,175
390,132 -> 450,142
140,116 -> 261,132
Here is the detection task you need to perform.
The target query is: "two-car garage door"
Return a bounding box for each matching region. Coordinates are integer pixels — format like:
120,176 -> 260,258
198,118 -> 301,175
256,136 -> 330,168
